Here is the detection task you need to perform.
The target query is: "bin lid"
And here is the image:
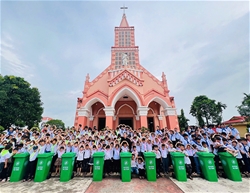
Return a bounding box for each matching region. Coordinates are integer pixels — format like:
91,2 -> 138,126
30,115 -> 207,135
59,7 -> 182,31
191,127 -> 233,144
218,152 -> 234,158
197,152 -> 215,158
37,152 -> 54,158
93,151 -> 105,157
62,152 -> 76,158
120,152 -> 132,158
170,152 -> 185,157
144,152 -> 156,158
14,152 -> 30,158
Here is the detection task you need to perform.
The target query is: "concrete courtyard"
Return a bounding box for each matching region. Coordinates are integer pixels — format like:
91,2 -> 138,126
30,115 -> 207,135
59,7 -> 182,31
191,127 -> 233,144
0,177 -> 249,193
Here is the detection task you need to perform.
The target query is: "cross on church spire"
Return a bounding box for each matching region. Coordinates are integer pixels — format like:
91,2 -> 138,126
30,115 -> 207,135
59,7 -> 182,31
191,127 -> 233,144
120,5 -> 128,14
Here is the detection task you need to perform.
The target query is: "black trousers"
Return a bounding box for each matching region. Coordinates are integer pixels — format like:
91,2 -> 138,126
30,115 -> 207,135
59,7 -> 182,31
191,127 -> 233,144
214,155 -> 220,172
186,164 -> 192,177
156,158 -> 161,175
0,163 -> 12,180
189,156 -> 195,173
104,159 -> 112,174
242,154 -> 250,173
50,154 -> 58,173
82,158 -> 90,172
138,168 -> 145,177
113,159 -> 120,173
24,159 -> 37,180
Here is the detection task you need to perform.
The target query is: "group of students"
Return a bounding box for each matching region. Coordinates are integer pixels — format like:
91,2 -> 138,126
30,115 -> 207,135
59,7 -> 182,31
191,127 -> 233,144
0,123 -> 250,182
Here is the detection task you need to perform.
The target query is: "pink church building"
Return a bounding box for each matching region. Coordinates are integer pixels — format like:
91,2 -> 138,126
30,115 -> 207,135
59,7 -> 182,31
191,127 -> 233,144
74,13 -> 179,131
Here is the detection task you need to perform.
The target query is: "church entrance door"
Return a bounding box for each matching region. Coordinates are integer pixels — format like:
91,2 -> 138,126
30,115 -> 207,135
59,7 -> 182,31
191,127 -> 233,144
147,117 -> 154,132
119,117 -> 133,128
98,118 -> 106,131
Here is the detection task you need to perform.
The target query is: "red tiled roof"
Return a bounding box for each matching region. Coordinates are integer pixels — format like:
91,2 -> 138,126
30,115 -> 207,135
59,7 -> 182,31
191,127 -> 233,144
42,117 -> 53,121
222,116 -> 246,124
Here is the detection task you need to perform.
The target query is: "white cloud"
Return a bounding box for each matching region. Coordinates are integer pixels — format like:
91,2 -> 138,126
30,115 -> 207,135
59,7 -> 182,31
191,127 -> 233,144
1,33 -> 34,79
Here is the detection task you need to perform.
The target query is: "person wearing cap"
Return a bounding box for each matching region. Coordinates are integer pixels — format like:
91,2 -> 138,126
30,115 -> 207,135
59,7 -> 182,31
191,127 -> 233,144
23,145 -> 39,182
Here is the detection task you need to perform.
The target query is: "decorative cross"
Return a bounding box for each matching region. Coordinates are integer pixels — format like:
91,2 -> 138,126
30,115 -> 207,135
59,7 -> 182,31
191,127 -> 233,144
120,5 -> 128,14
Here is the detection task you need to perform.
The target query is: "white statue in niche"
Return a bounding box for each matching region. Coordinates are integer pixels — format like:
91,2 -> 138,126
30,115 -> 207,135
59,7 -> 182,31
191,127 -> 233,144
122,53 -> 129,66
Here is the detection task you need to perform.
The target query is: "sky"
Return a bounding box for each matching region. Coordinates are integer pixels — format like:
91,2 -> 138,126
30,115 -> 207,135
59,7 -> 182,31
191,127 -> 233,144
1,0 -> 249,127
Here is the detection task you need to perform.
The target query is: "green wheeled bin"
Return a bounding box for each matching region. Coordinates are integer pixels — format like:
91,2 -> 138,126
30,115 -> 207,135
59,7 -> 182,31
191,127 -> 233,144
60,152 -> 76,182
144,152 -> 156,181
93,152 -> 105,181
34,153 -> 54,182
120,152 -> 132,182
218,152 -> 242,181
170,152 -> 187,182
10,152 -> 29,182
197,152 -> 218,182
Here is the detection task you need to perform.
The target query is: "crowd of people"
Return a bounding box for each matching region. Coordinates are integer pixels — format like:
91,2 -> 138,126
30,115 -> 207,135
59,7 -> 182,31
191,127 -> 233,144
0,123 -> 250,182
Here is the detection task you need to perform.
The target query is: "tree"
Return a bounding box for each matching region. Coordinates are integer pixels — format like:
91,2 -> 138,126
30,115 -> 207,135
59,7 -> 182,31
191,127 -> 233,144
0,75 -> 43,128
178,109 -> 190,131
46,119 -> 65,130
237,93 -> 250,118
190,95 -> 227,126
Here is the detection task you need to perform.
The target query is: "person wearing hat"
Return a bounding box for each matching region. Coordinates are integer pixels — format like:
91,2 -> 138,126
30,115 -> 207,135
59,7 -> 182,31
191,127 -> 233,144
23,145 -> 39,182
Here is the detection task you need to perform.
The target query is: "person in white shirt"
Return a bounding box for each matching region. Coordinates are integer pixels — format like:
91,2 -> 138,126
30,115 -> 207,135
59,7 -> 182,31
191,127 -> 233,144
0,145 -> 12,176
160,144 -> 169,175
137,157 -> 145,179
23,146 -> 39,181
152,145 -> 162,178
113,144 -> 120,175
54,146 -> 66,176
121,141 -> 129,152
38,140 -> 46,154
180,144 -> 193,180
76,146 -> 84,176
104,145 -> 113,176
83,144 -> 91,174
131,154 -> 139,175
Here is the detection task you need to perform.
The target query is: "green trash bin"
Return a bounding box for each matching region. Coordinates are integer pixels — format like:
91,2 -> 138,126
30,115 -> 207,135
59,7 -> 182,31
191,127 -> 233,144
144,152 -> 156,181
10,152 -> 29,182
120,152 -> 132,182
197,152 -> 218,182
34,153 -> 53,182
170,152 -> 187,182
60,152 -> 76,182
93,152 -> 105,181
218,152 -> 242,181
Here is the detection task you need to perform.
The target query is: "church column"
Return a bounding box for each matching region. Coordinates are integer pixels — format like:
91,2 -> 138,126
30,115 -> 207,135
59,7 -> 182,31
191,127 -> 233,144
77,108 -> 90,127
157,115 -> 163,129
138,107 -> 149,128
104,107 -> 115,129
164,108 -> 179,131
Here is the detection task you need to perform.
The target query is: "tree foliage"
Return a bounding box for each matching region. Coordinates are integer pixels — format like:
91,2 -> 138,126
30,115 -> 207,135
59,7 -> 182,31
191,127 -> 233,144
237,93 -> 250,118
46,119 -> 65,130
190,95 -> 227,126
178,109 -> 189,131
0,75 -> 43,128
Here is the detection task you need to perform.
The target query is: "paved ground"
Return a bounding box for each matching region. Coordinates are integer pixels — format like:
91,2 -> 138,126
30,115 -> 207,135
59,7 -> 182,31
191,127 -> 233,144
0,176 -> 249,193
172,177 -> 250,193
85,177 -> 183,193
0,178 -> 92,193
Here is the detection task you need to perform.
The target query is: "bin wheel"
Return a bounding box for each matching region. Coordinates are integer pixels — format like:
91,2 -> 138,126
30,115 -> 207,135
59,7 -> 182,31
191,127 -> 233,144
172,173 -> 175,178
71,173 -> 74,179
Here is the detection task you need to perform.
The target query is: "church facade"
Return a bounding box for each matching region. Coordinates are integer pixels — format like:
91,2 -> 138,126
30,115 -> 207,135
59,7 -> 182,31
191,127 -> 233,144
74,13 -> 179,131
